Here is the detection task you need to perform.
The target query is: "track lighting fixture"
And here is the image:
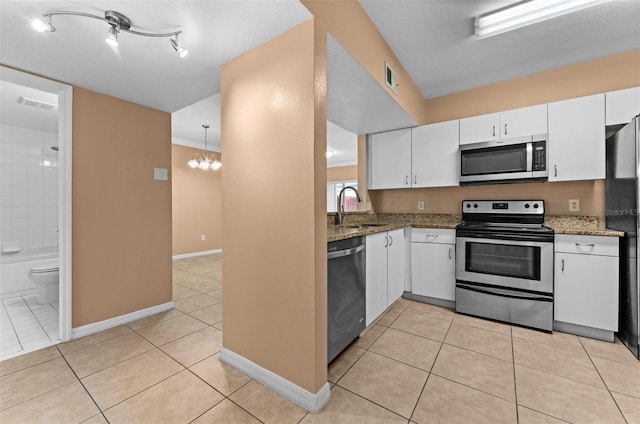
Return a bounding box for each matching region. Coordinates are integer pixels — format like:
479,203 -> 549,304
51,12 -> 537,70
32,9 -> 188,57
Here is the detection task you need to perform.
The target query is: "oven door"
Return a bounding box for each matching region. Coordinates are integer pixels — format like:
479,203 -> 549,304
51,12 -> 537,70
456,236 -> 553,293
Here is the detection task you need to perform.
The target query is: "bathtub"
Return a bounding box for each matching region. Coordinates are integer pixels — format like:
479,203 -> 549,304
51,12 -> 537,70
0,249 -> 58,298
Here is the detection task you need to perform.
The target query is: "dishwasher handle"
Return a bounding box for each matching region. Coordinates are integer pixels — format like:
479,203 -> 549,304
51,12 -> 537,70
327,244 -> 365,259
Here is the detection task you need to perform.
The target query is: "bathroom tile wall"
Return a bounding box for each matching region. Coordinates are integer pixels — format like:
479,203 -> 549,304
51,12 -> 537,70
0,124 -> 58,256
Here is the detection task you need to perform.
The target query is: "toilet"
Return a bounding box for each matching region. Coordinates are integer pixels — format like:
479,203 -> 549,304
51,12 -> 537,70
28,262 -> 59,304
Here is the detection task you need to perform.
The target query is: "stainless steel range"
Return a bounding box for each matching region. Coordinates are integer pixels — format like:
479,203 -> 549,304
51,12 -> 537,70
455,200 -> 554,331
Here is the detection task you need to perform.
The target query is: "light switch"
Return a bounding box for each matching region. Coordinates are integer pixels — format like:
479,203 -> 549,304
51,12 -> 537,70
154,168 -> 168,181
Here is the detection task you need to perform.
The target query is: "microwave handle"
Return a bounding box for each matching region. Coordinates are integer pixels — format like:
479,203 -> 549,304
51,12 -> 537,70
526,142 -> 533,172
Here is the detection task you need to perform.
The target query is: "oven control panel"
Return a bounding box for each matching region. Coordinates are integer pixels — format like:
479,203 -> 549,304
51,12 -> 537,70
462,200 -> 544,214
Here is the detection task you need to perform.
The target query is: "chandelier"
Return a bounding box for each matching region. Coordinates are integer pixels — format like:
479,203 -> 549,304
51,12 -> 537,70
188,125 -> 221,170
32,10 -> 188,58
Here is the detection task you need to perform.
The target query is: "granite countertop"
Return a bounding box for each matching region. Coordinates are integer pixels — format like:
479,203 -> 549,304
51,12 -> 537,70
327,213 -> 624,241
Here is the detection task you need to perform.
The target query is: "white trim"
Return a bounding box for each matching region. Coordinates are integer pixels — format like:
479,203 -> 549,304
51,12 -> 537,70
0,67 -> 74,343
71,302 -> 174,340
172,249 -> 222,260
220,348 -> 331,413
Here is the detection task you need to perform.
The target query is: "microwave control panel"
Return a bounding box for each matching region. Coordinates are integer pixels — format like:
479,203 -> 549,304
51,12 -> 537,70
532,141 -> 546,171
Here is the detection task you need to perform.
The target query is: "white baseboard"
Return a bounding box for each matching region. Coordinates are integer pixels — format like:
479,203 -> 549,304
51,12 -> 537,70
71,301 -> 175,340
220,348 -> 331,413
172,249 -> 222,260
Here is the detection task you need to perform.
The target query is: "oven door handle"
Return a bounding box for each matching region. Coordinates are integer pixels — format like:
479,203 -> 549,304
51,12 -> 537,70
457,283 -> 552,302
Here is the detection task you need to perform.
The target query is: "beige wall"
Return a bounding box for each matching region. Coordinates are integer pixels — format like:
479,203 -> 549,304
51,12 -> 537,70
72,88 -> 172,327
171,144 -> 222,256
221,19 -> 327,393
302,0 -> 427,124
370,50 -> 640,222
327,165 -> 357,182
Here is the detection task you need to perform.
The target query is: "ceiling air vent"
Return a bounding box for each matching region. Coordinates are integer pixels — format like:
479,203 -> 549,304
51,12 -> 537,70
17,96 -> 57,111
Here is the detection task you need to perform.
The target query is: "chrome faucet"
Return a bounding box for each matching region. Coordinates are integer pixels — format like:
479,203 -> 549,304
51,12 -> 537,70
335,186 -> 363,225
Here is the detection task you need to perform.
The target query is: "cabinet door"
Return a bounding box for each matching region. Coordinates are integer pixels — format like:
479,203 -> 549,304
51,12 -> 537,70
500,104 -> 547,139
411,243 -> 455,301
459,113 -> 499,145
386,229 -> 405,305
368,129 -> 412,189
606,87 -> 640,126
548,94 -> 605,181
411,120 -> 459,188
366,232 -> 388,326
554,253 -> 618,331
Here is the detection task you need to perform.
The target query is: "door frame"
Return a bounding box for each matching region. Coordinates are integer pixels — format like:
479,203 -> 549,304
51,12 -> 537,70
1,66 -> 73,342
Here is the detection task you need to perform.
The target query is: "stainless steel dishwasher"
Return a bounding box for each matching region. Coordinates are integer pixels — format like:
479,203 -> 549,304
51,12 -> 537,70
328,236 -> 366,363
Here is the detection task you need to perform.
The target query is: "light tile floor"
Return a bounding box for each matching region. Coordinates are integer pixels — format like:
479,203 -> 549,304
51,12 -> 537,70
1,252 -> 639,423
1,294 -> 59,359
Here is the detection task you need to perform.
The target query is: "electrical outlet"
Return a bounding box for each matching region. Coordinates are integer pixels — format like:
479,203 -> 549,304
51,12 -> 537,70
418,200 -> 425,211
568,199 -> 580,212
201,234 -> 206,241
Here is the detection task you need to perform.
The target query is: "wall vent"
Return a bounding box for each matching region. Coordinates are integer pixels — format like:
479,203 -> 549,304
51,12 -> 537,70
385,61 -> 398,95
17,96 -> 57,111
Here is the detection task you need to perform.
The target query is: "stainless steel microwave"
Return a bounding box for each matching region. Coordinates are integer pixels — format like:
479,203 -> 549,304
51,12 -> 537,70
459,135 -> 548,184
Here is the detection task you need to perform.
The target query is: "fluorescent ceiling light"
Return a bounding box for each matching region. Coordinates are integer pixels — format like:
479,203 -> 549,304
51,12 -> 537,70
475,0 -> 609,39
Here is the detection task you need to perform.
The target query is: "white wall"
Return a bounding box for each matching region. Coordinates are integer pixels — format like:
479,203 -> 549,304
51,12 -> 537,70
0,124 -> 58,258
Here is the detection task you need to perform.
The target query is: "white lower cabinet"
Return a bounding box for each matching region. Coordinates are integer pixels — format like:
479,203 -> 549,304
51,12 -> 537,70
554,235 -> 619,339
410,229 -> 455,303
365,228 -> 405,326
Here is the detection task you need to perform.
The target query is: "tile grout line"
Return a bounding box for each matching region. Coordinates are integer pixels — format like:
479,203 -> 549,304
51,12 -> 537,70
511,326 -> 520,424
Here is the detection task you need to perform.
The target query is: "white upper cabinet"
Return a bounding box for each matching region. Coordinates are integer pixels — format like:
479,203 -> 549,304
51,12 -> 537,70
606,87 -> 640,126
368,128 -> 412,190
548,93 -> 605,182
411,120 -> 460,188
459,112 -> 500,144
459,104 -> 547,145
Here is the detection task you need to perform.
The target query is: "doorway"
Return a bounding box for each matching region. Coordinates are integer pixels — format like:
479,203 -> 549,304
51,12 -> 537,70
0,66 -> 72,359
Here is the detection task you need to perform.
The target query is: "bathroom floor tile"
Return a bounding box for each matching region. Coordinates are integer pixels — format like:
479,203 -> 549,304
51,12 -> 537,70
412,374 -> 517,424
0,381 -> 98,424
338,351 -> 428,418
230,380 -> 308,424
82,348 -> 183,410
104,370 -> 223,424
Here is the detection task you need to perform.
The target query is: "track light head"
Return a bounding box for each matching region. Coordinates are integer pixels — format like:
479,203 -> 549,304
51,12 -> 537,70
32,16 -> 55,32
170,36 -> 188,58
105,25 -> 118,47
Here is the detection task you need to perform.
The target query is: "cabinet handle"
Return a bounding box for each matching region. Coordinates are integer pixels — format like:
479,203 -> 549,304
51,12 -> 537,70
575,243 -> 595,249
448,247 -> 452,260
492,125 -> 495,137
561,258 -> 565,272
554,165 -> 558,177
389,234 -> 393,246
414,175 -> 417,185
504,123 -> 508,135
426,234 -> 439,241
404,175 -> 409,185
384,235 -> 388,248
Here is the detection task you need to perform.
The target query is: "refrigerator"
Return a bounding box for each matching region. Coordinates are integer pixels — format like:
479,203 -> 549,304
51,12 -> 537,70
605,115 -> 640,358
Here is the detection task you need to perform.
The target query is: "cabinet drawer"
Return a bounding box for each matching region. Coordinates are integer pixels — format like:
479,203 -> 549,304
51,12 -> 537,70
411,228 -> 455,244
555,235 -> 619,257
